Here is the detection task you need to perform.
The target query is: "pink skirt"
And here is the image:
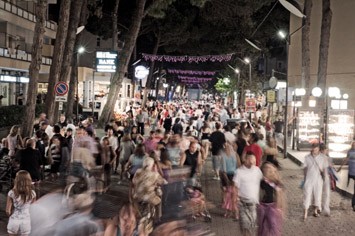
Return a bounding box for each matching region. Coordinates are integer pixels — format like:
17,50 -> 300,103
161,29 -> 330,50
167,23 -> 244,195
222,186 -> 235,211
257,202 -> 282,236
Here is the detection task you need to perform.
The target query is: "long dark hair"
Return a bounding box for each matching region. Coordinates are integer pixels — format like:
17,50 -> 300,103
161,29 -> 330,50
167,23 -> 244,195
160,148 -> 170,165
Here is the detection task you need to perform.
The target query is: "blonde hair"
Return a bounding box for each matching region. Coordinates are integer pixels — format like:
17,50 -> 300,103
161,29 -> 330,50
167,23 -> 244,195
9,125 -> 20,137
13,170 -> 35,203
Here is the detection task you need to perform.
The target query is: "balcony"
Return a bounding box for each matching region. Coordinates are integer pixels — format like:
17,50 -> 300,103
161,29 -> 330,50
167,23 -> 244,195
0,0 -> 56,31
0,47 -> 52,65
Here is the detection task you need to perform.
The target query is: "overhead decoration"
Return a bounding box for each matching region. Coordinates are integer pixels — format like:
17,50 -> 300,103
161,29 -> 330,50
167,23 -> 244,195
167,69 -> 216,76
178,76 -> 213,83
178,76 -> 213,81
180,79 -> 211,84
142,53 -> 233,63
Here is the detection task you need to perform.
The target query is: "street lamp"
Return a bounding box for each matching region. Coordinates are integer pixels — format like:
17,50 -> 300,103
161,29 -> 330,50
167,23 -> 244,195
228,64 -> 241,108
78,46 -> 85,54
245,0 -> 305,50
277,26 -> 305,158
278,30 -> 287,39
76,46 -> 85,122
155,77 -> 160,99
243,58 -> 252,85
243,0 -> 304,158
163,83 -> 168,102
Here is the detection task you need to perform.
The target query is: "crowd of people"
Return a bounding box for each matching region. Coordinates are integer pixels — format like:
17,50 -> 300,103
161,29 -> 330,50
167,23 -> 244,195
0,99 -> 351,235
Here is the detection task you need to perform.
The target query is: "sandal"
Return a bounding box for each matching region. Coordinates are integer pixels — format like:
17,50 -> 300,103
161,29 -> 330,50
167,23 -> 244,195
313,212 -> 319,217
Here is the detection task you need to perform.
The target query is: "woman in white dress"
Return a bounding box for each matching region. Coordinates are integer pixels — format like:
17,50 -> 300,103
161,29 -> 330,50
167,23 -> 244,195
303,144 -> 327,220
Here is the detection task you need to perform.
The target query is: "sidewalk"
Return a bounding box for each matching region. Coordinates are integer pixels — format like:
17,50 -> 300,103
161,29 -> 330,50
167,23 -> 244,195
200,155 -> 355,235
283,146 -> 354,197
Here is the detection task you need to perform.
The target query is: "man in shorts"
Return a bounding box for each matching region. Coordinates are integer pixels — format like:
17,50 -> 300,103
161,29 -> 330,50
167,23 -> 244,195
233,152 -> 263,235
209,122 -> 226,180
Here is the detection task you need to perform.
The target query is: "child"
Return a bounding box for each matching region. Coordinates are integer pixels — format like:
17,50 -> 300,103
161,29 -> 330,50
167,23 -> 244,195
185,186 -> 207,219
6,170 -> 36,236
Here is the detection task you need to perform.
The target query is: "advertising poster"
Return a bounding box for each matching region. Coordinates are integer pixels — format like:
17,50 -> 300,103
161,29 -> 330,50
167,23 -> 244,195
328,110 -> 354,160
297,109 -> 322,150
245,98 -> 256,112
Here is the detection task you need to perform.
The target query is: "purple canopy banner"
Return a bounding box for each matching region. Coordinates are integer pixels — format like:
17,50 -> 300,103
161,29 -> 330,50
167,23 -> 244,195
178,76 -> 213,81
142,53 -> 233,63
167,69 -> 216,76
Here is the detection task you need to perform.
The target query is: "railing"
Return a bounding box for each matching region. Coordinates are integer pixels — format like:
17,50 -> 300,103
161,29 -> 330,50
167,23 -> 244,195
0,0 -> 56,31
0,47 -> 52,65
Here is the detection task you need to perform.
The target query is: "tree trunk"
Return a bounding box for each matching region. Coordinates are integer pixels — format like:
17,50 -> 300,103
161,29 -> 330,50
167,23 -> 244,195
142,31 -> 160,107
112,0 -> 120,50
22,0 -> 47,138
301,0 -> 312,92
44,0 -> 71,124
67,51 -> 78,119
98,0 -> 147,127
59,0 -> 83,84
66,0 -> 88,119
53,0 -> 83,120
317,0 -> 332,92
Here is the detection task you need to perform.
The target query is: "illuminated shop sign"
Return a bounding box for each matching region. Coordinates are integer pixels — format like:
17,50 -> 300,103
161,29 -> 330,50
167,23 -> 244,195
297,109 -> 322,151
96,51 -> 118,72
328,109 -> 354,159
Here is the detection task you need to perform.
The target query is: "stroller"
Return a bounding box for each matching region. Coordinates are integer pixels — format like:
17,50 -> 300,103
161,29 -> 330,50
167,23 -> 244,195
184,185 -> 212,222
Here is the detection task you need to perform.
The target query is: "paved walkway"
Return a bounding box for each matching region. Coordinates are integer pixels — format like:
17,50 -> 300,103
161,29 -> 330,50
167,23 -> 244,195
200,155 -> 355,235
0,154 -> 354,235
286,147 -> 354,195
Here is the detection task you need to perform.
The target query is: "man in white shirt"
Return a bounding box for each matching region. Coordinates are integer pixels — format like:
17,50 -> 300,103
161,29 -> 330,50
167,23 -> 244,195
101,127 -> 118,152
224,125 -> 236,144
233,152 -> 263,236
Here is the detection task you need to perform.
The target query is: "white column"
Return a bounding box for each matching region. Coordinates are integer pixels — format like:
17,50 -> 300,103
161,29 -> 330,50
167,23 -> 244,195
9,83 -> 16,105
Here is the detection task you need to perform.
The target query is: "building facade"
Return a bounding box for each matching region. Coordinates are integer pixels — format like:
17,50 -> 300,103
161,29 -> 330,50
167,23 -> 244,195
0,0 -> 133,116
288,0 -> 355,109
0,0 -> 56,106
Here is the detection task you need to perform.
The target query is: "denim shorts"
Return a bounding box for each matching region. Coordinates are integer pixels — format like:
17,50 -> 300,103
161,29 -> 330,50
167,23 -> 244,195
7,218 -> 31,235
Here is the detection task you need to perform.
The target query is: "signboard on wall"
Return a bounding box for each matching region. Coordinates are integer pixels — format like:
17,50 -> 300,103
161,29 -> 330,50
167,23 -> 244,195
96,51 -> 118,72
328,109 -> 354,160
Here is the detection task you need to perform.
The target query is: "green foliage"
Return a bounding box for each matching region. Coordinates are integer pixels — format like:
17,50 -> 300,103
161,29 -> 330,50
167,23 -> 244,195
215,77 -> 232,94
146,0 -> 176,18
189,0 -> 209,8
0,104 -> 45,127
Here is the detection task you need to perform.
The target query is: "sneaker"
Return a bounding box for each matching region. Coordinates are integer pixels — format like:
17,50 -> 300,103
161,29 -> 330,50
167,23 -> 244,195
212,176 -> 220,180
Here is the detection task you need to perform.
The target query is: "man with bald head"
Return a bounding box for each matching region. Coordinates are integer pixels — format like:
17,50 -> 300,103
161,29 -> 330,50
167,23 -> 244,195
15,139 -> 42,181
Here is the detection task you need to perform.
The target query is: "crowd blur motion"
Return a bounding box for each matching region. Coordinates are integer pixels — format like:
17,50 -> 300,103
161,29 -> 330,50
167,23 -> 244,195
0,98 -> 349,236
